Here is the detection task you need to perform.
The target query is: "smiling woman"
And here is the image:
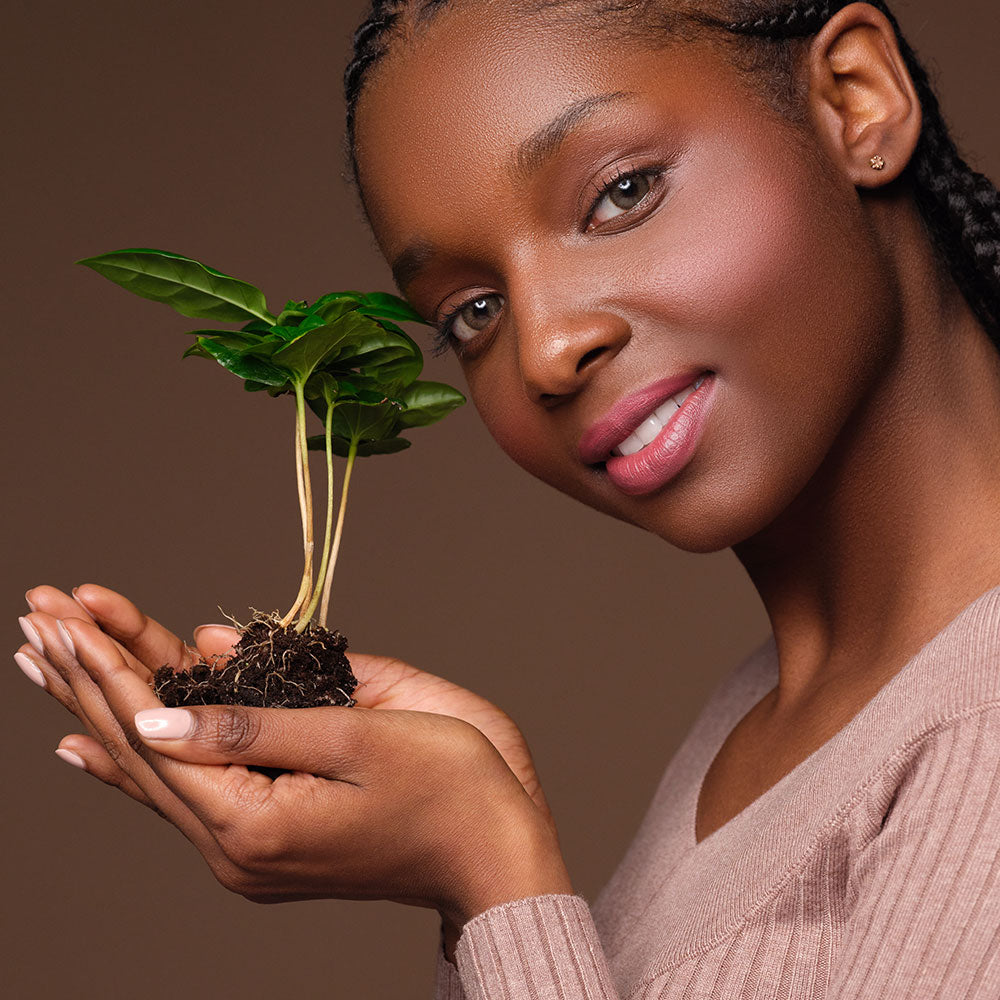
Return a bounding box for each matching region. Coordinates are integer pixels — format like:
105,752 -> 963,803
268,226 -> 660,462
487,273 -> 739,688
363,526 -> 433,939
15,0 -> 1000,997
347,0 -> 1000,994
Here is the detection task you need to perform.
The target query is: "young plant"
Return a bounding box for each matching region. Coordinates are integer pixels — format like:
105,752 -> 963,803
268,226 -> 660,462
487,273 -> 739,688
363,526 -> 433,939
78,248 -> 464,709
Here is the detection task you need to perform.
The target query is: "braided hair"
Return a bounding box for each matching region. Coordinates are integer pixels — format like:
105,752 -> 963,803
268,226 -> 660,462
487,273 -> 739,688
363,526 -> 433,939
342,0 -> 1000,345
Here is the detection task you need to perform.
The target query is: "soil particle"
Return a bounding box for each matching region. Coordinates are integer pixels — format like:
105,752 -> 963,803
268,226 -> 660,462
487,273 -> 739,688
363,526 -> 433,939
153,611 -> 359,710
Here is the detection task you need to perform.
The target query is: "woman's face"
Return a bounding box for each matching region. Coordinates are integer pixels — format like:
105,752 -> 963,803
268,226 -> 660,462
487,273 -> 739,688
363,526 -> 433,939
354,3 -> 899,552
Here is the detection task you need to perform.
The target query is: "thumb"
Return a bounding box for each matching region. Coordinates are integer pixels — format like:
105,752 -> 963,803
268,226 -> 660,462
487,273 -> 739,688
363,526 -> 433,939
192,624 -> 239,662
133,704 -> 365,776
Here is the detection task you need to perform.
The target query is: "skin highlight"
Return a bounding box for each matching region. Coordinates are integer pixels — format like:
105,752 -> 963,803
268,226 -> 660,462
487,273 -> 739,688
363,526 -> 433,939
353,1 -> 1000,840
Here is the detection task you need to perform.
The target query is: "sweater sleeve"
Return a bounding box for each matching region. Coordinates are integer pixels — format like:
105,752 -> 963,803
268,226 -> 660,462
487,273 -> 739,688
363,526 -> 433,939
829,706 -> 1000,999
437,894 -> 620,1000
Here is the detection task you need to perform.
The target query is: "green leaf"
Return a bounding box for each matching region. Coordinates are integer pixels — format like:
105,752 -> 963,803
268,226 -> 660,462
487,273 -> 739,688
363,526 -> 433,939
331,399 -> 401,444
77,248 -> 274,324
358,292 -> 428,325
397,380 -> 466,428
275,303 -> 309,325
182,341 -> 213,360
361,348 -> 422,393
241,319 -> 273,334
305,295 -> 362,324
182,329 -> 264,361
308,433 -> 412,457
183,327 -> 267,343
196,337 -> 291,386
270,319 -> 361,382
303,371 -> 340,408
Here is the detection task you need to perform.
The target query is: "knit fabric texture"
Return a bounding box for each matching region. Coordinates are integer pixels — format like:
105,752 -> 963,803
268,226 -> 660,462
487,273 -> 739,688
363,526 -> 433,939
434,583 -> 1000,998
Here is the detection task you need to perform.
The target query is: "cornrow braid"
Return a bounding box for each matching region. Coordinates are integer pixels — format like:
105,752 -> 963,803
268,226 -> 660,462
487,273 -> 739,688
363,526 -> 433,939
343,0 -> 406,181
721,0 -> 1000,346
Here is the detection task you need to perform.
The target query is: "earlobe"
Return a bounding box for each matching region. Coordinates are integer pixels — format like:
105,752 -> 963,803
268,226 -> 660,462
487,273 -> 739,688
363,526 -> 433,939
805,2 -> 921,187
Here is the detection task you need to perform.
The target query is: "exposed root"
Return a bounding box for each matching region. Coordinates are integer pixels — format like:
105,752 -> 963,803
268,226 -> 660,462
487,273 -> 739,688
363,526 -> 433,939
153,610 -> 358,709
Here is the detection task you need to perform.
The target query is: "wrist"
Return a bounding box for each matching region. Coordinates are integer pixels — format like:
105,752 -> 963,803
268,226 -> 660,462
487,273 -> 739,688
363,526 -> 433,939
438,806 -> 573,947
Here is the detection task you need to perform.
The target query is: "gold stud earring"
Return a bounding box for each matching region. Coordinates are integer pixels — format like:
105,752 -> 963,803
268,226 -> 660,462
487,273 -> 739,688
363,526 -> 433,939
870,154 -> 886,171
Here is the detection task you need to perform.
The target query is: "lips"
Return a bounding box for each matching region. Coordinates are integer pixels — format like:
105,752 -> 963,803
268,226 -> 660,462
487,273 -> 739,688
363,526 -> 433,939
578,370 -> 711,465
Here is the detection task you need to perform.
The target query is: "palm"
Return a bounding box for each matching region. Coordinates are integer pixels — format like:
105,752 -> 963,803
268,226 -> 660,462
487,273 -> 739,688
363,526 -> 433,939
349,653 -> 549,820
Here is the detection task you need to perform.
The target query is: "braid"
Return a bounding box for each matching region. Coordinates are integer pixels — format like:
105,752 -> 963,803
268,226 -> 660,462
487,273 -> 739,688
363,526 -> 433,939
343,1 -> 407,187
721,0 -> 1000,344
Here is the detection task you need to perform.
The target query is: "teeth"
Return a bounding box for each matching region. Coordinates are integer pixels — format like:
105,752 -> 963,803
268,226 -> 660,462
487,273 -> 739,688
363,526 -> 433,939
610,375 -> 706,458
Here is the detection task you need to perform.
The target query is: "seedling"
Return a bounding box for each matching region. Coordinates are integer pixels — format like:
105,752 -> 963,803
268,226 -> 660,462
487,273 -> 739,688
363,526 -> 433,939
79,248 -> 464,710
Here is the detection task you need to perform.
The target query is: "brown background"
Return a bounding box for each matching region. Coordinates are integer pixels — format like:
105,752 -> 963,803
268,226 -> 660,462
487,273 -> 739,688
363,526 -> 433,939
3,2 -> 997,997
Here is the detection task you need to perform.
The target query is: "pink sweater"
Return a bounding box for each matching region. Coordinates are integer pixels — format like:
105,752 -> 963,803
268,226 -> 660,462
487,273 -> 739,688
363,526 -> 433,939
434,582 -> 1000,999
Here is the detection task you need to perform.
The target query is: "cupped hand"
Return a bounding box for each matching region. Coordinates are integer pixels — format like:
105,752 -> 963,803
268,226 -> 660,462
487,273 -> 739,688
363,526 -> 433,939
21,584 -> 553,825
16,585 -> 572,936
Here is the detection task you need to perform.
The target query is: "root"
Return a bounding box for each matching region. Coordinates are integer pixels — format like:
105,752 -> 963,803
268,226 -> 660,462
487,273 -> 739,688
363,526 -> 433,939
152,610 -> 357,709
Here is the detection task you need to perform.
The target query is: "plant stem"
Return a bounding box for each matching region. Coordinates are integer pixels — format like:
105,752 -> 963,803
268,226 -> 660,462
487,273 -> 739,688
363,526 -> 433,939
280,382 -> 315,626
297,400 -> 336,631
318,438 -> 358,629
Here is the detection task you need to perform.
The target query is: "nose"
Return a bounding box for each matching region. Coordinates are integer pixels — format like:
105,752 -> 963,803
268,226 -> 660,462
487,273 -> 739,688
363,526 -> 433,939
514,300 -> 631,404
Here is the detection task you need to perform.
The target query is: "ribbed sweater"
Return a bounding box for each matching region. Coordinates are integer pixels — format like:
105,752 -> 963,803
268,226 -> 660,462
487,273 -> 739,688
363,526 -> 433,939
434,582 -> 1000,999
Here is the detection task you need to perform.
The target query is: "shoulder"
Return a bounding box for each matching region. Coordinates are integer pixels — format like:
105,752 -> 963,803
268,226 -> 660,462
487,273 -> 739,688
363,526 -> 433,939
834,584 -> 1000,839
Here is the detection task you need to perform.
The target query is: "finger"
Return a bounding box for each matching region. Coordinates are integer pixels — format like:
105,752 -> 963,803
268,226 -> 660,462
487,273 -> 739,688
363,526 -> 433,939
193,624 -> 239,664
35,614 -> 220,851
132,701 -> 369,780
26,584 -> 97,624
15,641 -> 96,724
25,587 -> 155,684
54,734 -> 163,812
71,583 -> 200,675
17,620 -> 158,773
61,617 -> 318,835
344,653 -> 425,708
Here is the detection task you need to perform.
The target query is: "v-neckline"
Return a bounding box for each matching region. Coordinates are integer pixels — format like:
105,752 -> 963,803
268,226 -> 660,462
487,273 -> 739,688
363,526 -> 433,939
688,580 -> 1000,850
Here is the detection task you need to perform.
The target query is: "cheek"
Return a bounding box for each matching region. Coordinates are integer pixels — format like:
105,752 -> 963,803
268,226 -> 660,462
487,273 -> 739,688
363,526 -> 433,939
611,139 -> 897,546
466,367 -> 560,479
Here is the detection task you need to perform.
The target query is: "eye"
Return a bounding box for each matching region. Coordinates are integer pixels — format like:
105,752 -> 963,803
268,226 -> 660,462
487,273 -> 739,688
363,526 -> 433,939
586,168 -> 660,230
433,293 -> 504,354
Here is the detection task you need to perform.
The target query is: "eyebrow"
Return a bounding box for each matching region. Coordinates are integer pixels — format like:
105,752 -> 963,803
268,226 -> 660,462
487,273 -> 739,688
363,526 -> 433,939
389,90 -> 635,295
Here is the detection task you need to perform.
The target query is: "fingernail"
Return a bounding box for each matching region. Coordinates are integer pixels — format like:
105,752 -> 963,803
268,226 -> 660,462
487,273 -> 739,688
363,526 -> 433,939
135,708 -> 194,739
18,616 -> 44,656
24,589 -> 37,612
56,620 -> 76,657
194,624 -> 235,636
14,652 -> 46,688
55,747 -> 87,770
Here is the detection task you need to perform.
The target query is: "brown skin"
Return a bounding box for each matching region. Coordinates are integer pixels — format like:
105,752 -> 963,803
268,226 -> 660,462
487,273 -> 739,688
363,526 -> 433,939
354,1 -> 1000,841
15,0 -> 1000,958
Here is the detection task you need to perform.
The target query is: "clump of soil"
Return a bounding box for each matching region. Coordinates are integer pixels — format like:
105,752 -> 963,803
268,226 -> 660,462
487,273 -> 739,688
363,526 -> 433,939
153,611 -> 359,710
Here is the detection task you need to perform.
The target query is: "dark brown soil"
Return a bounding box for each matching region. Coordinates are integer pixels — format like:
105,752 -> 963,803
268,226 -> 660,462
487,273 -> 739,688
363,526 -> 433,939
152,612 -> 359,777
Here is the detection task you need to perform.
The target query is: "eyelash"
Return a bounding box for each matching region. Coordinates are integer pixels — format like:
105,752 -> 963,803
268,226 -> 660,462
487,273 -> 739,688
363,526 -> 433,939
431,164 -> 665,357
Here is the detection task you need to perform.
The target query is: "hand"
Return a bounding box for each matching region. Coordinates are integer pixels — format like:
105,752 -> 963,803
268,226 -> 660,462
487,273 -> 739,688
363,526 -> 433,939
17,585 -> 573,943
21,584 -> 555,826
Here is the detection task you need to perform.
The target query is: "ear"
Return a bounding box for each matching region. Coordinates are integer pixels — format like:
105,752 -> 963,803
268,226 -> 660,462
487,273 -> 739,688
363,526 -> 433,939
805,2 -> 921,187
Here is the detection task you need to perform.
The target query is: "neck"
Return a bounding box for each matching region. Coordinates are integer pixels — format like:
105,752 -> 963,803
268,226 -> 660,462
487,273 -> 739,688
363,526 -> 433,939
733,211 -> 1000,711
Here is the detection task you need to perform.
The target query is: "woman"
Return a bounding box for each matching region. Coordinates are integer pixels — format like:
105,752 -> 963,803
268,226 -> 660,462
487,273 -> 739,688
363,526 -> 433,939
16,0 -> 1000,995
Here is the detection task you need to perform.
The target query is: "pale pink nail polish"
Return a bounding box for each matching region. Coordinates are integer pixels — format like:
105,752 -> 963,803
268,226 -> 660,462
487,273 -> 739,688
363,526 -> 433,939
24,589 -> 37,612
135,708 -> 194,739
14,652 -> 46,688
18,616 -> 44,656
55,748 -> 87,770
56,620 -> 76,657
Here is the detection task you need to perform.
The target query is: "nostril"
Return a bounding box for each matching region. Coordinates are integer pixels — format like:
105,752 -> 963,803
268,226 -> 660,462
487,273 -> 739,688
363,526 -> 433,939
576,346 -> 606,373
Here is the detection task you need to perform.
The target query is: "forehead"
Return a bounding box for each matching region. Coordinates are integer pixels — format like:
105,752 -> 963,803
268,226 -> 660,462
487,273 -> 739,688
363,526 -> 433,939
353,2 -> 740,258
